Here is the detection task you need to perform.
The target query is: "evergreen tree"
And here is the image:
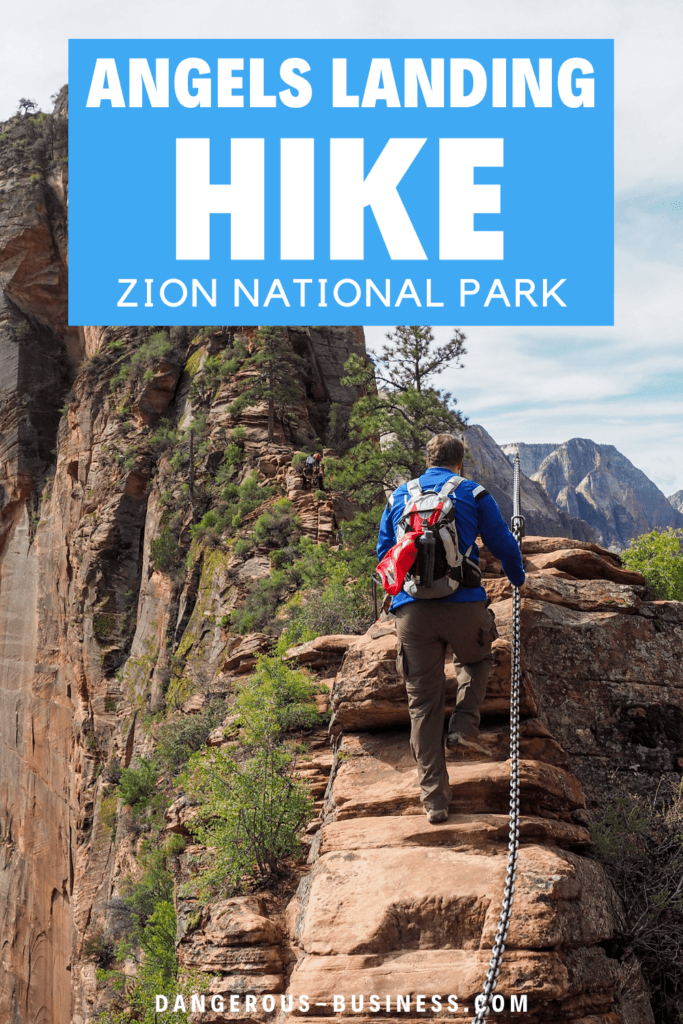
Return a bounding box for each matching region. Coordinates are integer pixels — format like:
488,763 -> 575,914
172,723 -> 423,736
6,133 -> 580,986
331,326 -> 467,525
229,327 -> 305,442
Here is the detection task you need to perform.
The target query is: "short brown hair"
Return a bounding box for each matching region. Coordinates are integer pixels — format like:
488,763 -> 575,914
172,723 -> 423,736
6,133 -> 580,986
426,433 -> 465,468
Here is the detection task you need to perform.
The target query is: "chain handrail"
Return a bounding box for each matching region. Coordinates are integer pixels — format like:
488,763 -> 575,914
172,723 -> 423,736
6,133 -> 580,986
472,451 -> 524,1023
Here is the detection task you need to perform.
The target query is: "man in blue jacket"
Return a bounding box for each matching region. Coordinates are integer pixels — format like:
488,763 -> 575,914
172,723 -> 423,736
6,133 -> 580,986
377,433 -> 525,824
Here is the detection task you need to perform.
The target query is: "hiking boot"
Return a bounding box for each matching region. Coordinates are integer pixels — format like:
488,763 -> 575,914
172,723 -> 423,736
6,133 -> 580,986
446,732 -> 490,757
426,808 -> 448,824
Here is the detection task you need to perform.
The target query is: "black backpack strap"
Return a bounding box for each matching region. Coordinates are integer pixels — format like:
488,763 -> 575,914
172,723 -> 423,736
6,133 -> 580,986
472,484 -> 488,501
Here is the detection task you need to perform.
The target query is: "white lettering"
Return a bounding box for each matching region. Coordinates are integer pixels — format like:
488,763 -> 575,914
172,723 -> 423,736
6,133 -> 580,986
492,58 -> 506,107
129,59 -> 169,107
210,996 -> 224,1012
279,58 -> 312,107
333,996 -> 346,1012
416,994 -> 426,1012
366,279 -> 391,306
117,279 -> 137,307
86,59 -> 125,107
145,279 -> 153,307
516,279 -> 538,306
492,994 -> 505,1011
330,137 -> 427,259
155,996 -> 168,1012
234,279 -> 259,306
281,138 -> 314,259
460,279 -> 480,305
404,59 -> 444,107
447,995 -> 459,1011
230,995 -> 240,1012
334,278 -> 361,306
190,995 -> 205,1012
293,278 -> 312,304
558,58 -> 594,107
250,58 -> 276,107
280,995 -> 293,1011
543,278 -> 567,306
175,57 -> 211,108
332,58 -> 359,107
160,279 -> 187,307
440,138 -> 504,259
176,138 -> 264,259
450,59 -> 487,107
426,279 -> 443,306
369,995 -> 381,1012
362,58 -> 401,107
192,279 -> 216,306
511,995 -> 528,1012
352,996 -> 364,1011
484,278 -> 510,306
217,58 -> 244,107
173,995 -> 186,1012
318,279 -> 327,306
513,58 -> 553,107
395,278 -> 421,306
263,279 -> 290,306
245,995 -> 257,1012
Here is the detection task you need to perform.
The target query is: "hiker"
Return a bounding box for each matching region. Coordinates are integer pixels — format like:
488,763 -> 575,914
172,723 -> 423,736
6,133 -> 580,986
312,451 -> 324,491
302,454 -> 316,491
376,433 -> 525,824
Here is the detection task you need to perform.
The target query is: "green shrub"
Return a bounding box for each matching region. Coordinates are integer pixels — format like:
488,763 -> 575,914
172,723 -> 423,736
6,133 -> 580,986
189,510 -> 218,542
155,700 -> 226,774
251,498 -> 301,549
621,528 -> 683,601
150,526 -> 180,573
117,758 -> 158,808
130,330 -> 171,370
234,537 -> 252,558
291,453 -> 307,469
230,572 -> 289,634
589,786 -> 683,1024
284,562 -> 372,643
235,654 -> 322,745
183,745 -> 312,893
101,793 -> 118,830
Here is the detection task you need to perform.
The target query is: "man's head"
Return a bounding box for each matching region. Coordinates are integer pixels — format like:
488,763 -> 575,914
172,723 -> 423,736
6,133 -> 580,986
426,433 -> 465,473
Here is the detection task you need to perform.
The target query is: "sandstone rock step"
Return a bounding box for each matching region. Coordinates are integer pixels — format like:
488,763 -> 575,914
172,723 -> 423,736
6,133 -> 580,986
317,813 -> 590,855
292,843 -> 614,957
284,946 -> 623,1019
326,734 -> 584,821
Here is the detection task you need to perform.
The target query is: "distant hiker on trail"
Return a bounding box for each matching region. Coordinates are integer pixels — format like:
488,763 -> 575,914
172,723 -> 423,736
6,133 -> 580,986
302,454 -> 316,491
376,433 -> 525,825
312,451 -> 324,491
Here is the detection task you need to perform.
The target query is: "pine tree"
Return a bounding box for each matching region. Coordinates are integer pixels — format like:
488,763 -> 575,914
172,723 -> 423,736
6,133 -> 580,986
331,326 -> 467,517
229,327 -> 305,442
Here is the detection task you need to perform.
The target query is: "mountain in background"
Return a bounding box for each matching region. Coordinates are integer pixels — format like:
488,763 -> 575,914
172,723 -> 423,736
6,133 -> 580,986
500,438 -> 683,551
668,489 -> 683,513
464,425 -> 595,541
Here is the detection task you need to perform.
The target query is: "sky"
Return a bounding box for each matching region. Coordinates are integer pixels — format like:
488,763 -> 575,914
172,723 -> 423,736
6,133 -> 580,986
2,0 -> 682,495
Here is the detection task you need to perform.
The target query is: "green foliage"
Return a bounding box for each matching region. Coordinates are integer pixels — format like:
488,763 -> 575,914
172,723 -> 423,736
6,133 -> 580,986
130,330 -> 172,370
150,526 -> 180,573
117,758 -> 158,808
189,509 -> 218,541
330,326 -> 466,550
589,786 -> 683,1024
181,655 -> 318,893
235,654 -> 321,744
229,326 -> 305,442
183,746 -> 312,894
154,700 -> 226,774
621,528 -> 683,601
138,900 -> 177,981
100,793 -> 118,831
230,572 -> 290,634
284,561 -> 372,643
251,498 -> 301,548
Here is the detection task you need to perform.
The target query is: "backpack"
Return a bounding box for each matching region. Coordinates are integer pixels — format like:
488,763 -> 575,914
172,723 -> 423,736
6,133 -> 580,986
376,476 -> 482,599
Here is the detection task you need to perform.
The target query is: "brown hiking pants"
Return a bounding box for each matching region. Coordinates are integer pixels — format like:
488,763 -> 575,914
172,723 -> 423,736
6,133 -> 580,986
395,600 -> 499,814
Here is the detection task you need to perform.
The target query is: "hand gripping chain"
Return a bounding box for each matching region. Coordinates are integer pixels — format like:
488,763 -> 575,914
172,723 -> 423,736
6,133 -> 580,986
472,452 -> 525,1024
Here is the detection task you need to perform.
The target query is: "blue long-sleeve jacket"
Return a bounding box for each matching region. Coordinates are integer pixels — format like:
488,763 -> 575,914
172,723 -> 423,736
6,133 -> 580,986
377,466 -> 525,611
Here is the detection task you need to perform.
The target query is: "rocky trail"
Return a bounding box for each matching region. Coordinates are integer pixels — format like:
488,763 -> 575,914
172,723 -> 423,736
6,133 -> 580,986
169,534 -> 683,1024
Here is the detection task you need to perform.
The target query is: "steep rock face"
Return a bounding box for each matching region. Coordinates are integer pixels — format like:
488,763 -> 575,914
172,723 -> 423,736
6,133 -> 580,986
465,425 -> 595,542
500,441 -> 559,479
503,438 -> 683,551
668,489 -> 683,513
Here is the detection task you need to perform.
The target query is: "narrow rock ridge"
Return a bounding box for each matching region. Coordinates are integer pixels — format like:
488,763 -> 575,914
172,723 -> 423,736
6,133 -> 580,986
175,535 -> 682,1024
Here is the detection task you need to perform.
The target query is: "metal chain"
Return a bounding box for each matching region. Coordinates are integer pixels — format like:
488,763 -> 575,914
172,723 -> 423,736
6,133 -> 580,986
472,451 -> 524,1023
